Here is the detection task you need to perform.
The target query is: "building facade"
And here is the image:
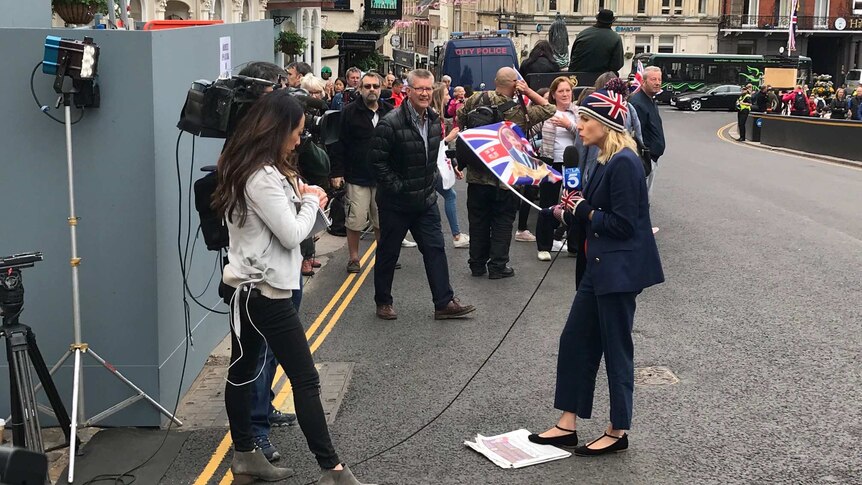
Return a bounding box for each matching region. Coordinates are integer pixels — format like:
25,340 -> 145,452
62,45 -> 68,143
719,0 -> 862,82
477,0 -> 722,75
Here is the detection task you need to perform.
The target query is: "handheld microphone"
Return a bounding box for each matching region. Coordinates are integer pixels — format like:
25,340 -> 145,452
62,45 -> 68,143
562,146 -> 581,191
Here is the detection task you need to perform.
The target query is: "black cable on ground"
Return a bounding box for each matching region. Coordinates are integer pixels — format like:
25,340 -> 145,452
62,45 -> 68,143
301,244 -> 567,484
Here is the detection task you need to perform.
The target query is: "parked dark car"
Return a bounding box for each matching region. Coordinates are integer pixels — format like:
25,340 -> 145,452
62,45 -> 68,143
670,84 -> 742,112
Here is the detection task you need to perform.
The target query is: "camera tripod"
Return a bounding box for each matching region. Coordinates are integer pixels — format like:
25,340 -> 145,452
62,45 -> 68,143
0,253 -> 74,455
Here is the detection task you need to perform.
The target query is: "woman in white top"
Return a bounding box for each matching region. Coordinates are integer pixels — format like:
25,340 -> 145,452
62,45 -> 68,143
213,91 -> 372,485
535,76 -> 579,261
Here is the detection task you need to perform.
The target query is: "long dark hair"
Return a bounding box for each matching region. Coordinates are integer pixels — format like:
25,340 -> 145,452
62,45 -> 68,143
212,90 -> 305,226
521,40 -> 555,71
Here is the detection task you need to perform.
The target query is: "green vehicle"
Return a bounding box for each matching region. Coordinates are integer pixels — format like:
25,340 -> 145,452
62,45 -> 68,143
632,53 -> 812,104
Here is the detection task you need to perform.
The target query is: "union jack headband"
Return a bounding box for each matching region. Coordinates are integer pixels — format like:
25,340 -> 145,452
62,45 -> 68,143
577,89 -> 629,133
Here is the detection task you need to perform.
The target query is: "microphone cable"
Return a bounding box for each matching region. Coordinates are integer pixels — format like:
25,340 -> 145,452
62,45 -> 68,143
300,239 -> 570,484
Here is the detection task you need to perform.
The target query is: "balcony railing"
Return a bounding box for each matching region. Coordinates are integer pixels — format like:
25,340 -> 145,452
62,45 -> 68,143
720,15 -> 833,30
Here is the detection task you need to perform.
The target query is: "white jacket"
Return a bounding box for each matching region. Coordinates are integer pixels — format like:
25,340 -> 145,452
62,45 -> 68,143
222,164 -> 320,298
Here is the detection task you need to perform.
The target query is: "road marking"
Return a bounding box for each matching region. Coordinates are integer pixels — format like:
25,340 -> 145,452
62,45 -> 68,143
269,242 -> 377,390
716,123 -> 862,171
193,243 -> 377,485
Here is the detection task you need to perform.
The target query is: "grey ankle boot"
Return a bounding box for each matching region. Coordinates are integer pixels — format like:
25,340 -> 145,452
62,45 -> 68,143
231,448 -> 294,484
317,464 -> 376,485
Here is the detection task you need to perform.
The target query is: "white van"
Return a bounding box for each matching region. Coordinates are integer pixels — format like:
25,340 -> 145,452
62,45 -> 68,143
847,69 -> 862,91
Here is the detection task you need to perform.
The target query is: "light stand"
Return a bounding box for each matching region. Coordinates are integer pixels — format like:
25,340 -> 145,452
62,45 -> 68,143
40,37 -> 183,484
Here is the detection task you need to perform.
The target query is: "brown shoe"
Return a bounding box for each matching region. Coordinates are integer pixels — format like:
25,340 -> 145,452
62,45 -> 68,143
376,304 -> 397,320
301,259 -> 315,276
434,298 -> 476,320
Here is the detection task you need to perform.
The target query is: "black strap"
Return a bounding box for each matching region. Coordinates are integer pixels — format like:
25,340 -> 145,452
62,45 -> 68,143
479,91 -> 519,115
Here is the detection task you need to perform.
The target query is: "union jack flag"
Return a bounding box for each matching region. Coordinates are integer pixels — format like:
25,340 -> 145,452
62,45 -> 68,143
590,91 -> 629,126
513,66 -> 531,106
459,121 -> 562,187
630,60 -> 645,94
788,0 -> 798,52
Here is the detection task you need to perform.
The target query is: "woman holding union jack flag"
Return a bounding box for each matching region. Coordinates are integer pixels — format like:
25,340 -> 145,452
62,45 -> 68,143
528,89 -> 664,456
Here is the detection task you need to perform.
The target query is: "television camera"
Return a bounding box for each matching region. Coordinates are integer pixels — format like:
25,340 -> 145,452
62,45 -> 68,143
177,75 -> 340,144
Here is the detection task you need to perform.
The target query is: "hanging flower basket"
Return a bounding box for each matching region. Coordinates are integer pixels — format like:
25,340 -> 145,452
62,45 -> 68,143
277,31 -> 308,56
52,0 -> 106,25
321,30 -> 339,49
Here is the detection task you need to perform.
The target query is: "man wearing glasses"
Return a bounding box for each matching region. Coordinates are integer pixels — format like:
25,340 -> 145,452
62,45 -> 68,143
369,69 -> 476,321
330,73 -> 394,273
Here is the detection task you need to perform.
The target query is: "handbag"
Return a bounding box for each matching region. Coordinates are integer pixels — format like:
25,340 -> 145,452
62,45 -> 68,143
436,140 -> 457,190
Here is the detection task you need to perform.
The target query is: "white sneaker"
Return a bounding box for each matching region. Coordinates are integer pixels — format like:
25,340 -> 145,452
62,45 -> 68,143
401,238 -> 418,248
453,234 -> 470,248
652,227 -> 660,234
537,251 -> 551,261
515,230 -> 536,242
551,239 -> 565,252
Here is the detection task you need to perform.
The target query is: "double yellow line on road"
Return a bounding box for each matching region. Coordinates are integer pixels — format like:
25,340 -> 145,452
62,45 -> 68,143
193,242 -> 377,485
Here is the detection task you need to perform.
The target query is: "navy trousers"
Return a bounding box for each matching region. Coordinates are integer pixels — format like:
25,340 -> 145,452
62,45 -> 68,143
554,264 -> 638,430
374,204 -> 454,310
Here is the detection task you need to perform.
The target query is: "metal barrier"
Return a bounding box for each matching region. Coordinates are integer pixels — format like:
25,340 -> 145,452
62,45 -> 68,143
747,113 -> 862,161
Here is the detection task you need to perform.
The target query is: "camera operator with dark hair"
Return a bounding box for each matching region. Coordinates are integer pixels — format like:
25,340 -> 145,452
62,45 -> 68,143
330,72 -> 394,273
213,91 -> 373,485
286,61 -> 313,89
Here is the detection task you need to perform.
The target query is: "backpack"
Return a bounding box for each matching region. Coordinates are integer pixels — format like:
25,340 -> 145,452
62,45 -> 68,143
792,92 -> 807,114
462,92 -> 519,129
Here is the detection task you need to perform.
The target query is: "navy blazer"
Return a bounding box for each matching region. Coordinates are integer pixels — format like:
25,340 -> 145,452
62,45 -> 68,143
581,147 -> 664,295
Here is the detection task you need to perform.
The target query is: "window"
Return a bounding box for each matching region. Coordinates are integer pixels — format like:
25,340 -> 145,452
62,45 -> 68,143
662,0 -> 670,15
332,0 -> 350,9
635,35 -> 652,54
550,0 -> 557,9
737,40 -> 755,55
698,0 -> 707,14
573,0 -> 580,12
673,0 -> 683,14
658,35 -> 675,53
638,0 -> 646,14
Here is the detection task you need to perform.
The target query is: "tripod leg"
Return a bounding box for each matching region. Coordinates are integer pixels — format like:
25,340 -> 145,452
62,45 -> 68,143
5,335 -> 26,447
27,330 -> 74,446
16,350 -> 45,453
85,348 -> 183,426
67,349 -> 82,484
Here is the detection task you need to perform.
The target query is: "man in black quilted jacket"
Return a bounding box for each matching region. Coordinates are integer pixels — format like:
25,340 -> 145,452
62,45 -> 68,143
369,69 -> 476,321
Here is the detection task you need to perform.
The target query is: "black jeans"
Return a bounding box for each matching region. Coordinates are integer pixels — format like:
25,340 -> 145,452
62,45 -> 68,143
222,285 -> 340,469
538,180 -> 561,208
737,110 -> 749,141
467,183 -> 519,273
375,204 -> 454,310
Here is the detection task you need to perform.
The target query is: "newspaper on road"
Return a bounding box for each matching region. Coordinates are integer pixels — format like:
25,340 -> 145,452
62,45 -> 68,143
464,429 -> 571,469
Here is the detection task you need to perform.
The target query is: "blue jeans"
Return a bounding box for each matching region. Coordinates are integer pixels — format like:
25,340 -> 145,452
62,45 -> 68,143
436,180 -> 460,236
250,280 -> 303,438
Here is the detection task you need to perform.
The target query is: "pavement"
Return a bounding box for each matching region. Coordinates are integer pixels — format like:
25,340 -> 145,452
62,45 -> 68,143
38,107 -> 862,484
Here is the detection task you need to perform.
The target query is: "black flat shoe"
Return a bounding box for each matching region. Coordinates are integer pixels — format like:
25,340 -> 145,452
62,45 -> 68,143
527,425 -> 578,448
573,432 -> 628,456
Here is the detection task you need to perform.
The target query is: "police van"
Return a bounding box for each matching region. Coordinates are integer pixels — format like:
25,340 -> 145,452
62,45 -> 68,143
432,30 -> 518,91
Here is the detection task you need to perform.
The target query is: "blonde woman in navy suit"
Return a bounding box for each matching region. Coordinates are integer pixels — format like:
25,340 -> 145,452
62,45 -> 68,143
528,89 -> 665,455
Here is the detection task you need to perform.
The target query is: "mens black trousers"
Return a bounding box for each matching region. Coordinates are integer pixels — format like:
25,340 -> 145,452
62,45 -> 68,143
554,264 -> 639,430
467,183 -> 519,273
375,204 -> 454,310
737,110 -> 749,141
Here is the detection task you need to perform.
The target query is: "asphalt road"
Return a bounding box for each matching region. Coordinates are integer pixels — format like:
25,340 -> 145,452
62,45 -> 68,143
160,108 -> 862,485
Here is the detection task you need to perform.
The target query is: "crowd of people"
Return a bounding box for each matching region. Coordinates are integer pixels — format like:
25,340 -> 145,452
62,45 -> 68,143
742,83 -> 862,120
209,9 -> 668,482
